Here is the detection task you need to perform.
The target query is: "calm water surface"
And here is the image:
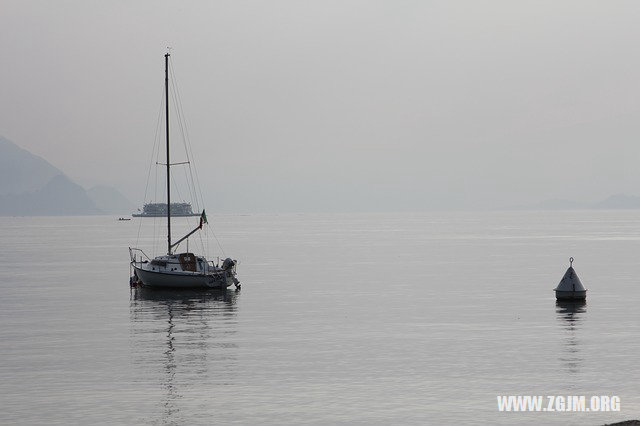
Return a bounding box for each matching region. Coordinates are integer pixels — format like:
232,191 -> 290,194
1,211 -> 639,425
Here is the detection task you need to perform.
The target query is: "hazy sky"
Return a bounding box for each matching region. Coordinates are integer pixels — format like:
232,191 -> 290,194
2,1 -> 640,212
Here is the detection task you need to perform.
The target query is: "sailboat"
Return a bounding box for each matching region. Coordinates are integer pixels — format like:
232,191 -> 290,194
129,53 -> 239,289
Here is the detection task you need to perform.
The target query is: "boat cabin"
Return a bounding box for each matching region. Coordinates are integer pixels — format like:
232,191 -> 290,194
149,253 -> 208,273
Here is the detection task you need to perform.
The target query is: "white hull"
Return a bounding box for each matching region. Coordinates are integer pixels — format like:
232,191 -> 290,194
133,264 -> 231,289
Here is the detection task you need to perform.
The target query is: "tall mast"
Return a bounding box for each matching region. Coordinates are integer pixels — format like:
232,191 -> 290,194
165,53 -> 172,255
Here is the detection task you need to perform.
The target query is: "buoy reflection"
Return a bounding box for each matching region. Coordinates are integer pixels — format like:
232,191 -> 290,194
556,300 -> 586,374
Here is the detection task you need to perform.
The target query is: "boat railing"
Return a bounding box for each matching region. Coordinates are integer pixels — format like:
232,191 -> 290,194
207,257 -> 222,268
129,247 -> 151,262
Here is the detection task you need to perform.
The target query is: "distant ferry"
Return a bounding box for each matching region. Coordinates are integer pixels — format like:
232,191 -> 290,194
133,202 -> 201,217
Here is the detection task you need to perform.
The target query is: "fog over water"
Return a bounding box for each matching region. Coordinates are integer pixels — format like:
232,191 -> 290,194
2,1 -> 640,212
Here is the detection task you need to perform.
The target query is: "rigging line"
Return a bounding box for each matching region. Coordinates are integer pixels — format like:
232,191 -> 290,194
152,139 -> 160,256
168,74 -> 199,211
200,226 -> 206,258
156,161 -> 190,166
167,64 -> 193,172
136,88 -> 166,247
169,171 -> 206,255
169,61 -> 206,213
207,222 -> 226,257
152,105 -> 164,256
168,59 -> 222,257
166,62 -> 195,203
205,226 -> 209,259
152,163 -> 157,253
183,110 -> 205,213
198,223 -> 205,255
169,59 -> 226,258
181,165 -> 194,212
169,171 -> 186,204
167,173 -> 185,253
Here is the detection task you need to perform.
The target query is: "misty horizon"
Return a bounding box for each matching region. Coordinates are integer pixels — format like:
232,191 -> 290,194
3,2 -> 640,213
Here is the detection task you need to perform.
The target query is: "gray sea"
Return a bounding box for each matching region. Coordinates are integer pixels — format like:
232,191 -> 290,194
1,211 -> 639,425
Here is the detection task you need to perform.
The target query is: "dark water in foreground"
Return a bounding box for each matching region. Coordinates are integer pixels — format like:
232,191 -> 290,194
1,211 -> 639,425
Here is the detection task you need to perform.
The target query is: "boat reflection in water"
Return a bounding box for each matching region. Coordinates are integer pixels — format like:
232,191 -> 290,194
130,287 -> 239,424
555,300 -> 586,374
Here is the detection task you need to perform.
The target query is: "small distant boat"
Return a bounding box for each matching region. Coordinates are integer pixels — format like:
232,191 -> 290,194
118,217 -> 131,221
129,53 -> 239,290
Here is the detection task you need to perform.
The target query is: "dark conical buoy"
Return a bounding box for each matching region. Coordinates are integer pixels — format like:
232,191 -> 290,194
554,257 -> 587,301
